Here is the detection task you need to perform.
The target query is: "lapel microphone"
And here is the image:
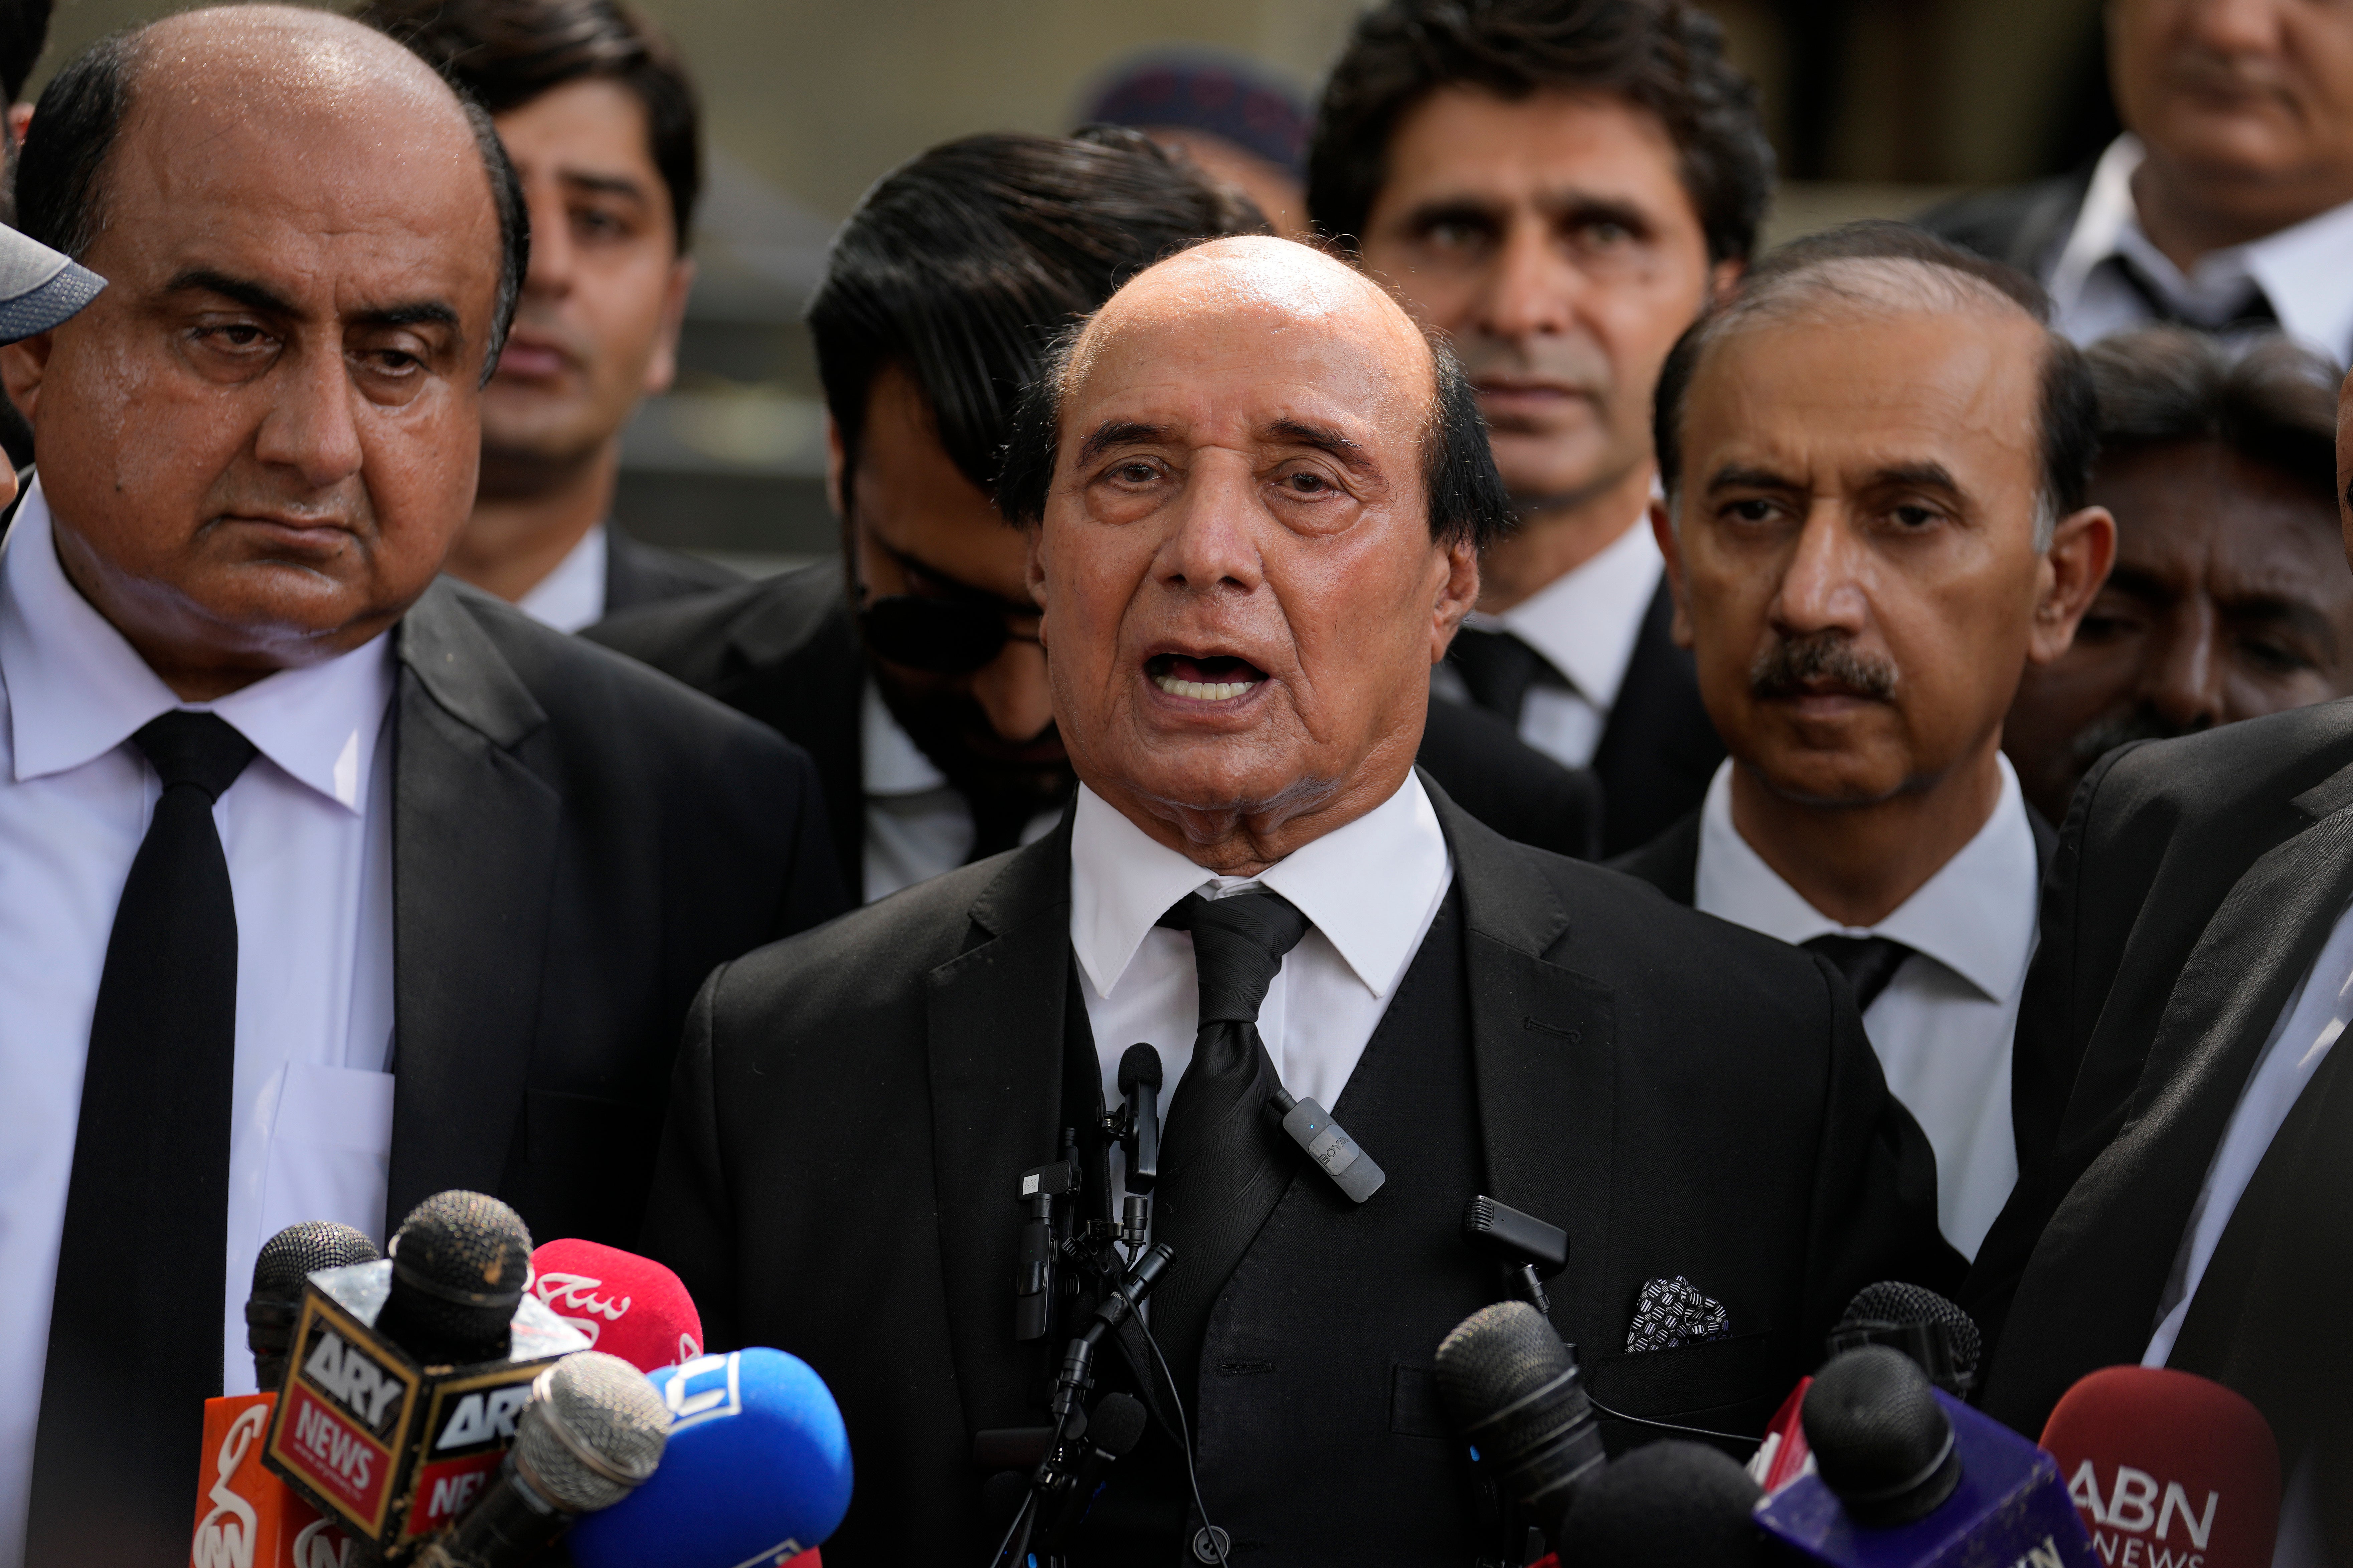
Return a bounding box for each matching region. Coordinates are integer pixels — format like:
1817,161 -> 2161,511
1267,1087 -> 1385,1202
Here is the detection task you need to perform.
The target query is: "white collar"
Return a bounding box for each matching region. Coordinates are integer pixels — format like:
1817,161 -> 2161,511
1693,755 -> 2039,1003
1462,512 -> 1661,709
0,479 -> 394,813
2050,134 -> 2353,358
860,676 -> 951,797
1069,770 -> 1452,1002
514,521 -> 609,634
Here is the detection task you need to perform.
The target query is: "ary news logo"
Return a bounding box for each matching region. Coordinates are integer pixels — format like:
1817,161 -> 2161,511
281,1321 -> 406,1506
533,1270 -> 631,1349
2067,1462 -> 2220,1568
404,1373 -> 536,1535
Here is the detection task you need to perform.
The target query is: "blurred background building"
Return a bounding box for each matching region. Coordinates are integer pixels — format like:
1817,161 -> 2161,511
27,0 -> 2115,569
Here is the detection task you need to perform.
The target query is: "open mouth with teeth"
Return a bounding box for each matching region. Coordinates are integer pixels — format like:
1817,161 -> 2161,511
1148,652 -> 1266,703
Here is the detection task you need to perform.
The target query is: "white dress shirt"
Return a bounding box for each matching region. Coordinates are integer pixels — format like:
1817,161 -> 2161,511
2047,135 -> 2353,363
1452,514 -> 1662,769
860,678 -> 1059,902
0,484 -> 396,1568
514,521 -> 610,633
1693,757 -> 2040,1258
1068,772 -> 1453,1185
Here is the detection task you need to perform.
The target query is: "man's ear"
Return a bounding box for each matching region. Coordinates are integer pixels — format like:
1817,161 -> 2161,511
1024,523 -> 1050,654
2,331 -> 53,425
1429,533 -> 1481,664
2027,504 -> 2118,665
1707,257 -> 1744,308
1651,497 -> 1695,650
641,255 -> 696,397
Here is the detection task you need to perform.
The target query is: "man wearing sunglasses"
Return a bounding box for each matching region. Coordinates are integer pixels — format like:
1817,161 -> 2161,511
594,129 -> 1603,900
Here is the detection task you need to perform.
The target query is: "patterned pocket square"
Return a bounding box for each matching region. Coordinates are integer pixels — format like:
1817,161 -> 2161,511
1624,1275 -> 1731,1353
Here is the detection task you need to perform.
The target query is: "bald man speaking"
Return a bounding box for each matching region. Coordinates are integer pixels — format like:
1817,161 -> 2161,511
646,236 -> 1955,1560
0,12 -> 841,1561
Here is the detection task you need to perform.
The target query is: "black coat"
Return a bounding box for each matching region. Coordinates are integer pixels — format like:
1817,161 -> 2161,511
601,524 -> 742,616
587,561 -> 1608,893
1912,167 -> 2096,279
1966,700 -> 2353,1448
1608,798 -> 2058,906
379,579 -> 845,1244
641,779 -> 1959,1562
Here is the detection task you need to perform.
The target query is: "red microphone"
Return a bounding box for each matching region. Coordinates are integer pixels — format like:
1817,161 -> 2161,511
1747,1376 -> 1815,1493
528,1239 -> 704,1374
2039,1367 -> 2281,1568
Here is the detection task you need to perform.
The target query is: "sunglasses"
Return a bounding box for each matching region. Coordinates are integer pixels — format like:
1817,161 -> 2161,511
858,593 -> 1041,675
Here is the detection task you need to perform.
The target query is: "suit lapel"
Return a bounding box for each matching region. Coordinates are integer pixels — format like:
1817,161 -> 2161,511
1999,759 -> 2353,1408
1434,779 -> 1621,1338
717,567 -> 865,892
384,583 -> 563,1230
925,816 -> 1076,1433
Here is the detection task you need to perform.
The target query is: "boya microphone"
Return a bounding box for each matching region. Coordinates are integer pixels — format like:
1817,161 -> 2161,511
567,1347 -> 855,1568
249,1222 -> 382,1392
530,1238 -> 705,1373
1551,1440 -> 1771,1568
1268,1085 -> 1384,1202
1827,1282 -> 1983,1397
261,1191 -> 593,1553
191,1222 -> 382,1568
1756,1346 -> 2097,1568
1434,1300 -> 1605,1544
416,1350 -> 669,1567
2038,1366 -> 2280,1568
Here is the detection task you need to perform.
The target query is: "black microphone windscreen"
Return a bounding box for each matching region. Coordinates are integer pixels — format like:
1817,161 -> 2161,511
1118,1043 -> 1162,1095
1089,1393 -> 1147,1459
1434,1300 -> 1602,1517
252,1221 -> 380,1299
1801,1346 -> 1961,1526
1553,1440 -> 1767,1568
515,1352 -> 669,1514
379,1189 -> 534,1364
1836,1281 -> 1982,1379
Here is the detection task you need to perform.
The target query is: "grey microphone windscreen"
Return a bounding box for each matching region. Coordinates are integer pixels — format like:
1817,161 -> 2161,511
515,1351 -> 669,1515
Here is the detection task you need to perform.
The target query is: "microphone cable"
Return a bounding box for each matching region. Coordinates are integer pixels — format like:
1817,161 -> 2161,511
1582,1395 -> 1761,1450
1129,1284 -> 1229,1567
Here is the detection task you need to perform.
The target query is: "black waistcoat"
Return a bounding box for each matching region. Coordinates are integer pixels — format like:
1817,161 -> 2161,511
1076,888 -> 1502,1564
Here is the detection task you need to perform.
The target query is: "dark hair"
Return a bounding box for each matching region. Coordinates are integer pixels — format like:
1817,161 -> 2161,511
16,23 -> 529,383
2082,326 -> 2338,509
994,280 -> 1515,551
356,0 -> 700,253
808,127 -> 1270,510
0,0 -> 51,105
1653,219 -> 2099,540
1306,0 -> 1773,265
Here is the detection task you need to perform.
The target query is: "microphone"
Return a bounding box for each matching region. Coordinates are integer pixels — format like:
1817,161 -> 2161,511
567,1347 -> 855,1568
2038,1366 -> 2280,1568
530,1238 -> 705,1373
1463,1195 -> 1569,1314
416,1350 -> 670,1567
1267,1086 -> 1385,1202
260,1191 -> 594,1553
1039,1391 -> 1147,1548
191,1222 -> 381,1568
1826,1282 -> 1983,1397
1116,1043 -> 1161,1246
1550,1440 -> 1770,1568
1433,1300 -> 1604,1545
1756,1347 -> 2097,1568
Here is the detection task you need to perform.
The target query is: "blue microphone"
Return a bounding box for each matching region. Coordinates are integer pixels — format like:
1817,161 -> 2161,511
566,1348 -> 852,1568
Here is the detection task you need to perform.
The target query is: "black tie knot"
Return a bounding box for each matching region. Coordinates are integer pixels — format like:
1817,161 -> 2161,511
1159,887 -> 1309,1025
134,711 -> 257,801
1802,933 -> 1915,1013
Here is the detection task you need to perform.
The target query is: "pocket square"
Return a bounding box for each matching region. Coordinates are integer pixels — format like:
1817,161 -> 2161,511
1624,1275 -> 1730,1353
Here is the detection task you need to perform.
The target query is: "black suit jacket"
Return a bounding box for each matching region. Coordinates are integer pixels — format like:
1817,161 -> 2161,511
642,779 -> 1958,1561
380,579 -> 845,1244
1966,700 -> 2353,1440
1608,796 -> 2059,906
1913,167 -> 2096,279
587,561 -> 1609,889
602,524 -> 742,616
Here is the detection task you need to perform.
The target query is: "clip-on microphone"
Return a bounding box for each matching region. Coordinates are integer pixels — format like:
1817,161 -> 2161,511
1106,1044 -> 1162,1248
1463,1195 -> 1570,1315
1014,1137 -> 1081,1343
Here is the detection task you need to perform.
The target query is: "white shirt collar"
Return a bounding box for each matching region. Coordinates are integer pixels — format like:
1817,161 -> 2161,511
2050,134 -> 2353,359
1069,770 -> 1452,1002
860,676 -> 951,797
0,479 -> 394,813
514,521 -> 609,634
1462,513 -> 1661,710
1693,754 -> 2039,1003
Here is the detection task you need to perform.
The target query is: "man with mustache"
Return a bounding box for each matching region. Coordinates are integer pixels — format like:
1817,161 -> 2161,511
1613,223 -> 2117,1261
1310,0 -> 1771,853
642,235 -> 1955,1559
360,0 -> 741,630
2004,326 -> 2353,824
1925,0 -> 2353,362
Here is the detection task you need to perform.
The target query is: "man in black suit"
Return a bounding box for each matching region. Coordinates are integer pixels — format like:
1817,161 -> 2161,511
0,15 -> 843,1562
361,0 -> 741,629
591,131 -> 1602,902
1611,224 -> 2116,1263
1920,0 -> 2353,362
1306,0 -> 1771,853
644,234 -> 1955,1562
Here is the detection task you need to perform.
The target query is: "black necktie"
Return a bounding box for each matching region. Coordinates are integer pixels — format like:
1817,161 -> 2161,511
1803,933 -> 1914,1013
2110,255 -> 2280,335
26,712 -> 256,1567
1147,888 -> 1310,1416
1448,626 -> 1558,727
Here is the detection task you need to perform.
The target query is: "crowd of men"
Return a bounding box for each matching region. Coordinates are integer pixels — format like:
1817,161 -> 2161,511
0,0 -> 2346,1561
